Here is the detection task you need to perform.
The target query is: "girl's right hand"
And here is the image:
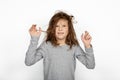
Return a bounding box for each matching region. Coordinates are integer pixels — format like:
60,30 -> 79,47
29,24 -> 42,37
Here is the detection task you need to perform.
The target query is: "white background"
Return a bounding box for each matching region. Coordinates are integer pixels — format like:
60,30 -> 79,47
0,0 -> 120,80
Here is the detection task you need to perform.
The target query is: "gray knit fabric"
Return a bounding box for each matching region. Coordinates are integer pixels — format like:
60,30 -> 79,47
25,36 -> 95,80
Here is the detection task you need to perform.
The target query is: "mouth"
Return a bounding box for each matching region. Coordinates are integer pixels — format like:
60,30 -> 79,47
57,32 -> 64,35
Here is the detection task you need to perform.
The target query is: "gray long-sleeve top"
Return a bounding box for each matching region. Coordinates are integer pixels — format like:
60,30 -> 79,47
25,36 -> 95,80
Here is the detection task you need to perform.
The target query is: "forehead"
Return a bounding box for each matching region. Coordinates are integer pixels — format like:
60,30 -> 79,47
56,19 -> 68,25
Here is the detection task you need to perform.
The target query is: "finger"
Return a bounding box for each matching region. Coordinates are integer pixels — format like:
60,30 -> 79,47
29,24 -> 36,31
37,27 -> 42,35
88,35 -> 92,40
38,27 -> 42,32
32,25 -> 38,32
33,24 -> 37,30
84,34 -> 89,40
85,31 -> 89,36
31,24 -> 36,30
32,24 -> 36,27
84,31 -> 89,37
39,27 -> 41,30
86,34 -> 91,40
85,30 -> 89,33
29,24 -> 36,32
85,31 -> 91,39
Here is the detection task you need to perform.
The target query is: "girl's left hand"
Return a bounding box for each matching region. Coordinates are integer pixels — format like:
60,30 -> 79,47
81,31 -> 92,48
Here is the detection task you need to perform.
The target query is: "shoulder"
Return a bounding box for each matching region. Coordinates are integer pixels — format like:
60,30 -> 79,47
68,44 -> 80,51
40,41 -> 52,47
73,44 -> 83,52
72,44 -> 80,49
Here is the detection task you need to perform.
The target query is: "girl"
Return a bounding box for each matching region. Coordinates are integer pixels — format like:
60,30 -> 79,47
25,11 -> 95,80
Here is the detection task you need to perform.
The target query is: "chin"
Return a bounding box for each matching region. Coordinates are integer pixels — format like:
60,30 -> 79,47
57,38 -> 65,40
56,36 -> 66,40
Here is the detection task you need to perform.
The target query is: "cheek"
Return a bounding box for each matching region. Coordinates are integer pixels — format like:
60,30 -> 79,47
65,28 -> 69,35
55,29 -> 59,36
55,28 -> 58,34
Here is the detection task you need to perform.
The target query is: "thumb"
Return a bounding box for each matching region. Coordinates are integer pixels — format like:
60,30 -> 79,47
39,27 -> 41,31
38,27 -> 42,33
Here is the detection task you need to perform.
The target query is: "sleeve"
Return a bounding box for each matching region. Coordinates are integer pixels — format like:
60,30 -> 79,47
75,44 -> 95,69
25,36 -> 46,66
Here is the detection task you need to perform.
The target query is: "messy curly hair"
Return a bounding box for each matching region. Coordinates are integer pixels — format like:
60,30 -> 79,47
46,11 -> 79,49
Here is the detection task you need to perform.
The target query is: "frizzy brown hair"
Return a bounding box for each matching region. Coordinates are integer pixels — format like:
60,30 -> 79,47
46,11 -> 79,49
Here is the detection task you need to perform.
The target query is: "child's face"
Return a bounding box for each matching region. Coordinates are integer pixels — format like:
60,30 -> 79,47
55,19 -> 68,41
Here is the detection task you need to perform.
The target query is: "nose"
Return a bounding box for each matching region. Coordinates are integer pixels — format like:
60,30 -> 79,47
58,26 -> 62,31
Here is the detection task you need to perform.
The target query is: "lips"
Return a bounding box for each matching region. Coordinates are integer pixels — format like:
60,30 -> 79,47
58,32 -> 64,34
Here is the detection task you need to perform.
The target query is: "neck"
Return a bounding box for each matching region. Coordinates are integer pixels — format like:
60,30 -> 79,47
57,39 -> 66,46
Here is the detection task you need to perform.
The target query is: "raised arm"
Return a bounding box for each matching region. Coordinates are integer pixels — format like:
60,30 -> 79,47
75,31 -> 95,69
25,24 -> 46,66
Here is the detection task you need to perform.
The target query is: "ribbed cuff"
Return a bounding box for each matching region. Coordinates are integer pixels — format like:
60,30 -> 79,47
31,36 -> 40,42
85,44 -> 93,53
